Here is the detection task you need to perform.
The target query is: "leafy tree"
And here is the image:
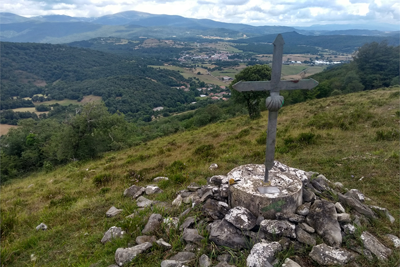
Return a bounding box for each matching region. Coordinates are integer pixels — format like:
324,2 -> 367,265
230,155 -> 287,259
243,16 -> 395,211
229,64 -> 272,119
354,41 -> 400,90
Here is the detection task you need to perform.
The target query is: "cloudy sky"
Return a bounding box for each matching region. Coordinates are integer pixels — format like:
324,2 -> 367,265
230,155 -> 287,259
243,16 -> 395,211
1,0 -> 399,28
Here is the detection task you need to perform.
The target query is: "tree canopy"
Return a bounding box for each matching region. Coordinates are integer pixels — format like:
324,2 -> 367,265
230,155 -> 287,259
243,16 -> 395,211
229,64 -> 272,120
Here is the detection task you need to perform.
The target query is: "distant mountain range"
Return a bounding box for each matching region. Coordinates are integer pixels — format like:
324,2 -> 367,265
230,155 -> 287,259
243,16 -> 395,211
0,11 -> 398,44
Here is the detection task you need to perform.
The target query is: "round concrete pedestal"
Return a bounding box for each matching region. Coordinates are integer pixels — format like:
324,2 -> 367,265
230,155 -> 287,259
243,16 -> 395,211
228,163 -> 304,219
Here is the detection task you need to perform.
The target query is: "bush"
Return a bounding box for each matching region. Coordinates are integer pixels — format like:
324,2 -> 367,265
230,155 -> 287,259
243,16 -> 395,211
193,144 -> 216,161
235,128 -> 251,139
375,129 -> 400,141
256,131 -> 267,145
93,172 -> 115,186
166,160 -> 186,174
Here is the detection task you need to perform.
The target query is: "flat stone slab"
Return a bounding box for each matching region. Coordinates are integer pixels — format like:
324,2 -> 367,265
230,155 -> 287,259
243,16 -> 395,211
309,243 -> 354,265
115,242 -> 152,266
246,241 -> 281,267
106,206 -> 123,217
224,206 -> 257,230
101,226 -> 125,243
228,163 -> 304,219
361,231 -> 392,261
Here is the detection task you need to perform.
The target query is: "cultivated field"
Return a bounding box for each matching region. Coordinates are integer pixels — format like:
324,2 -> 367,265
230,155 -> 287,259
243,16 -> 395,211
0,124 -> 19,136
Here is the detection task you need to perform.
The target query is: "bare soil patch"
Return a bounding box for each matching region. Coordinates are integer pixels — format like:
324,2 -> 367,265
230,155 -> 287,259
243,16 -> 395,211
0,124 -> 19,136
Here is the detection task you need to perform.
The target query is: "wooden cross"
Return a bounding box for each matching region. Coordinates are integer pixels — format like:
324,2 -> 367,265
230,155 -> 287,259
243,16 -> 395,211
233,34 -> 319,184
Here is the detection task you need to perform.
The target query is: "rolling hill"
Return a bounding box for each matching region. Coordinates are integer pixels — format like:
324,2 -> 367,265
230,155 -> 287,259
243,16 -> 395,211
0,87 -> 399,266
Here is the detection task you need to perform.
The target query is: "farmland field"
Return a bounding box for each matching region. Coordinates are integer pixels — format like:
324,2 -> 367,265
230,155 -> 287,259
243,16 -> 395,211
0,124 -> 19,136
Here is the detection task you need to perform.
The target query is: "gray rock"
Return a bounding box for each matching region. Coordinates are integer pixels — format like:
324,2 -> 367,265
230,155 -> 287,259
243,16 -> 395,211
242,229 -> 267,244
179,217 -> 196,231
334,202 -> 345,213
351,246 -> 374,261
183,243 -> 198,252
156,238 -> 172,249
214,262 -> 236,267
338,193 -> 375,219
199,254 -> 211,267
142,213 -> 162,234
370,205 -> 395,224
160,260 -> 185,267
172,195 -> 182,207
295,226 -> 316,246
310,179 -> 327,191
282,258 -> 301,267
334,182 -> 344,188
135,235 -> 156,244
36,223 -> 48,230
107,265 -> 119,267
342,224 -> 356,235
345,189 -> 365,202
309,243 -> 354,265
182,228 -> 204,245
224,206 -> 257,230
208,219 -> 249,249
202,199 -> 230,220
296,203 -> 310,216
209,163 -> 218,170
220,184 -> 229,198
360,231 -> 392,261
106,206 -> 123,217
303,188 -> 316,202
153,176 -> 168,182
207,175 -> 228,186
217,254 -> 232,262
183,193 -> 199,204
386,234 -> 400,248
180,190 -> 192,198
170,251 -> 196,262
136,196 -> 153,208
300,222 -> 315,233
260,219 -> 296,239
145,185 -> 162,195
187,184 -> 201,192
115,242 -> 152,266
123,185 -> 145,198
288,214 -> 305,223
200,190 -> 213,203
306,200 -> 342,247
179,208 -> 191,218
126,213 -> 135,219
101,226 -> 125,243
246,241 -> 281,267
337,213 -> 351,223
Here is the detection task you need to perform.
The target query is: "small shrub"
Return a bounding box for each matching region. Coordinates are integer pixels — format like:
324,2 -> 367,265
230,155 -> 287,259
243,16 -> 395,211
93,172 -> 114,186
0,208 -> 17,238
99,187 -> 111,194
371,120 -> 385,128
49,195 -> 77,208
375,129 -> 400,141
255,132 -> 267,145
105,155 -> 116,163
235,128 -> 251,139
166,160 -> 186,174
43,161 -> 53,173
296,132 -> 317,145
389,90 -> 400,98
193,144 -> 216,161
170,173 -> 187,185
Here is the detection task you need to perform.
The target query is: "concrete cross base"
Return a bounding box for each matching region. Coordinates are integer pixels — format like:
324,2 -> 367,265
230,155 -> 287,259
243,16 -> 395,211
228,163 -> 303,219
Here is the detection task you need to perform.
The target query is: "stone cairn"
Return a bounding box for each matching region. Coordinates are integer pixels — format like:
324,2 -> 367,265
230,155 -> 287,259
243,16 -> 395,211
101,162 -> 398,267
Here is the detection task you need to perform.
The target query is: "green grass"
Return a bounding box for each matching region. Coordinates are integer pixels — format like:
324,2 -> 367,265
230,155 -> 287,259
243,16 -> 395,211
1,87 -> 399,267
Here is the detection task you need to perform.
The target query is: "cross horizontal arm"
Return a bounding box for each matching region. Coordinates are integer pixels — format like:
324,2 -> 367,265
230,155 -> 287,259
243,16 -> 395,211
232,78 -> 319,92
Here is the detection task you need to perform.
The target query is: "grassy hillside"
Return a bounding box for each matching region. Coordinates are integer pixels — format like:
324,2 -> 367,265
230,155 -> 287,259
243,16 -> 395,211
1,87 -> 399,267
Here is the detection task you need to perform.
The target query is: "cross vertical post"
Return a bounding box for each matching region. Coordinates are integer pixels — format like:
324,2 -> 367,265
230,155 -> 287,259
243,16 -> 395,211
232,34 -> 319,189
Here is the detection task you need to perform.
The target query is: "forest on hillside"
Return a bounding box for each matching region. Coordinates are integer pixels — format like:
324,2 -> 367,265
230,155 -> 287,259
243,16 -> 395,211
0,42 -> 196,119
1,39 -> 399,182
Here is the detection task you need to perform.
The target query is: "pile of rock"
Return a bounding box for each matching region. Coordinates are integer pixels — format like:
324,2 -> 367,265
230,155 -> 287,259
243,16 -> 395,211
101,162 -> 398,267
